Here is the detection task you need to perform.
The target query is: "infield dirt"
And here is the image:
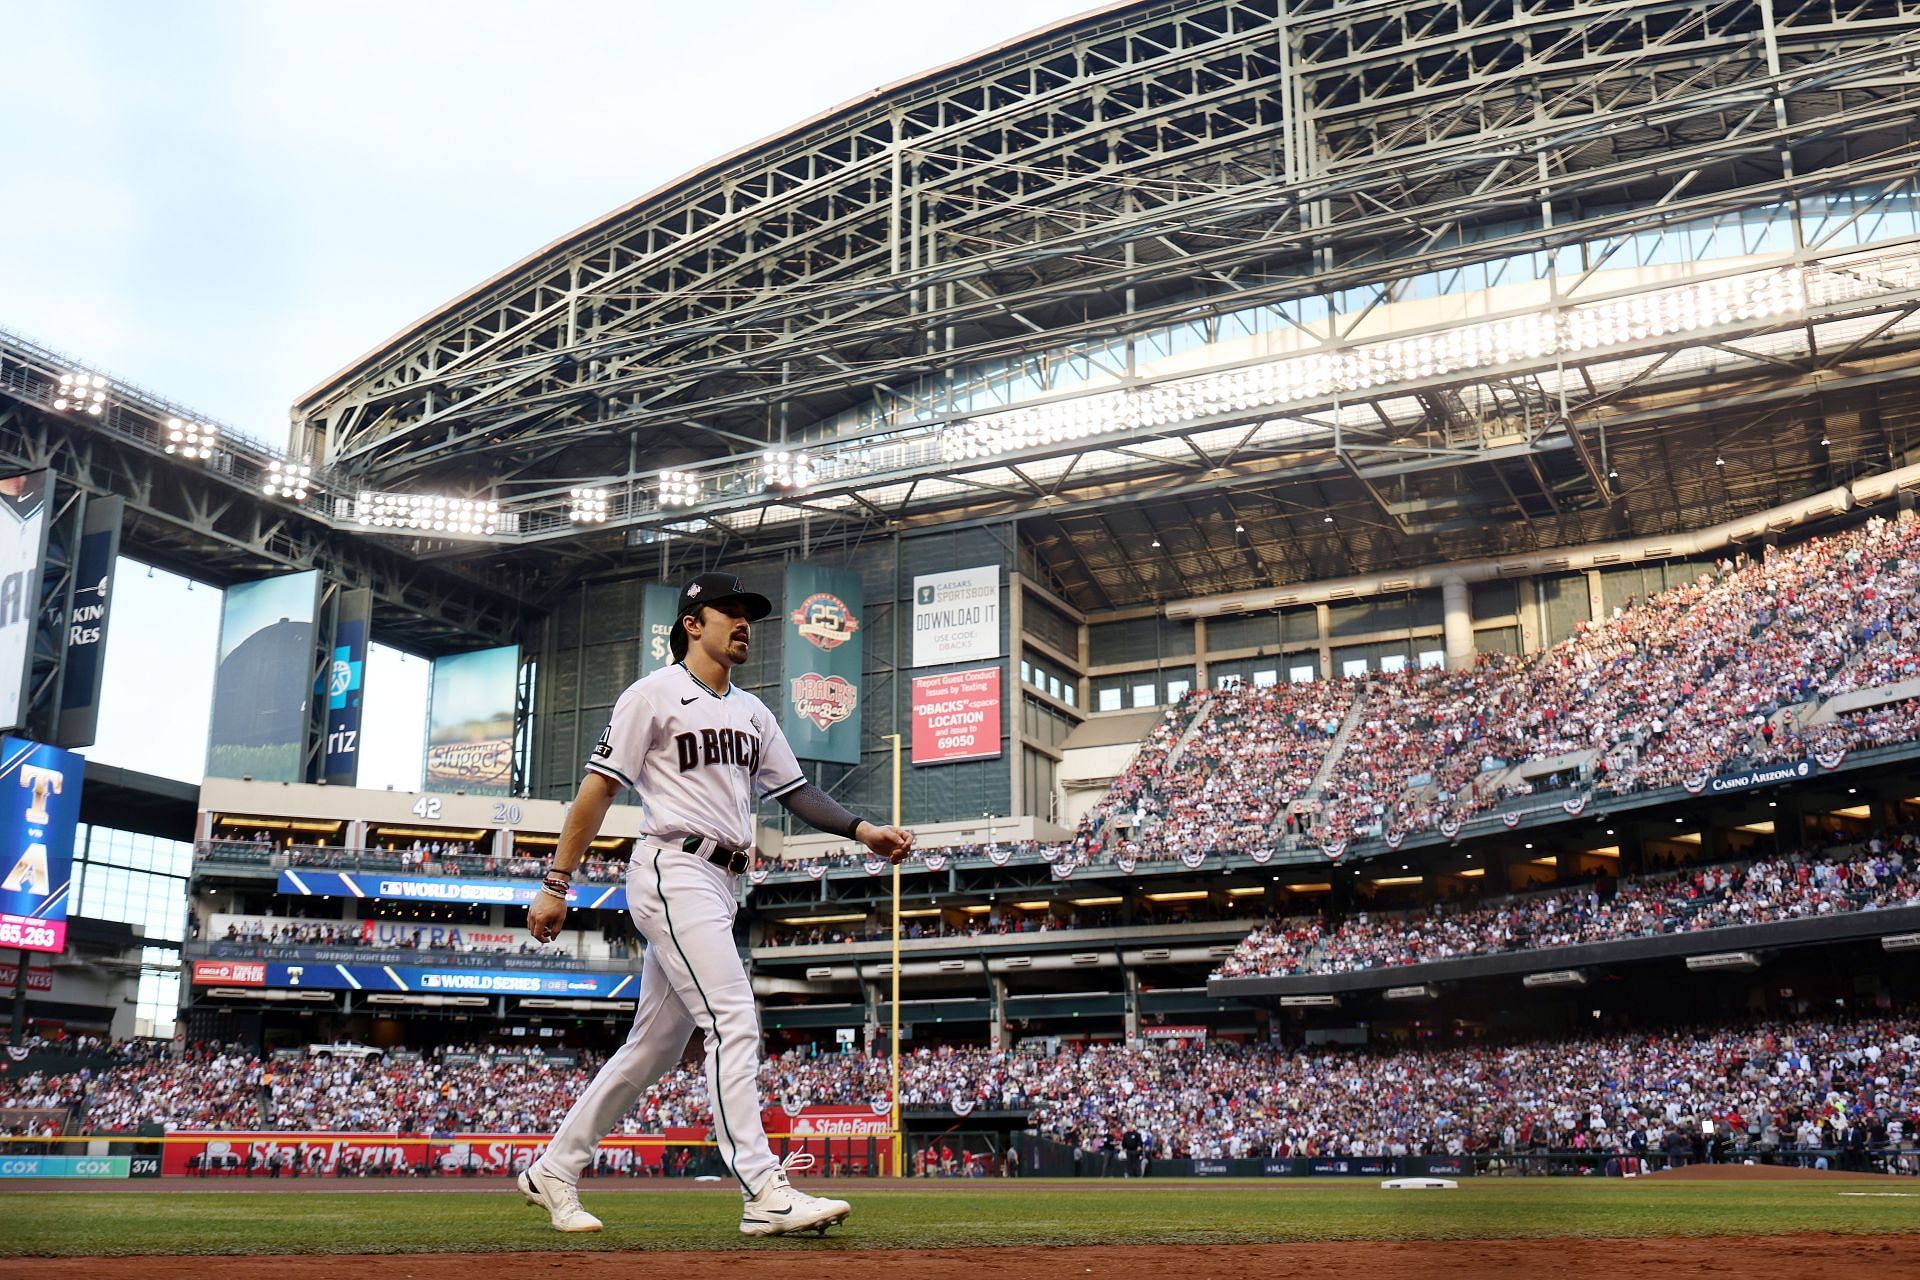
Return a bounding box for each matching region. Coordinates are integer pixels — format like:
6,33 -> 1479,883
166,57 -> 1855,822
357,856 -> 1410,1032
20,1234 -> 1920,1280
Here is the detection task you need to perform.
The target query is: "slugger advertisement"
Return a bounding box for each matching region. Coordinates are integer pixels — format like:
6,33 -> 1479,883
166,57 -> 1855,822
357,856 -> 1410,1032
0,470 -> 51,733
0,736 -> 85,955
911,564 -> 1001,668
782,563 -> 862,765
55,493 -> 122,749
206,570 -> 320,782
425,645 -> 519,795
910,666 -> 1002,764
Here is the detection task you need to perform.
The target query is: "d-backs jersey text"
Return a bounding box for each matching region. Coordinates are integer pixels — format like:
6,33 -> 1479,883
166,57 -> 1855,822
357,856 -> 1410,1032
585,662 -> 804,848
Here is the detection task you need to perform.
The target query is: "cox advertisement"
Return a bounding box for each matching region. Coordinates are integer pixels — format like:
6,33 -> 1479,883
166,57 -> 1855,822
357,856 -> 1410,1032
276,869 -> 627,911
189,958 -> 639,998
0,737 -> 84,954
910,667 -> 1002,764
425,646 -> 519,795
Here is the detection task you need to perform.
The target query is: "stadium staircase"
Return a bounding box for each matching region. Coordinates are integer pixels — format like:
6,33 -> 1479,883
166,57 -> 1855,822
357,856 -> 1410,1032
1160,695 -> 1216,774
1271,696 -> 1369,838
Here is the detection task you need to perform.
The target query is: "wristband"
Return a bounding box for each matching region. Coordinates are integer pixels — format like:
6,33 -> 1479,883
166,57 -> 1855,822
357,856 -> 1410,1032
844,817 -> 866,841
538,884 -> 570,903
545,865 -> 573,881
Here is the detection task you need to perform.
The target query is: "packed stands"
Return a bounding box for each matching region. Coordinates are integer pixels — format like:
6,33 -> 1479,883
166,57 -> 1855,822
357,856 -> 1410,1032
29,1016 -> 1918,1171
1217,828 -> 1920,979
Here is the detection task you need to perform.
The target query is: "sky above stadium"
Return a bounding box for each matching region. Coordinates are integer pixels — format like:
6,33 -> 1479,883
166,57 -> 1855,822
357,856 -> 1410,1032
5,0 -> 1107,443
15,0 -> 1102,788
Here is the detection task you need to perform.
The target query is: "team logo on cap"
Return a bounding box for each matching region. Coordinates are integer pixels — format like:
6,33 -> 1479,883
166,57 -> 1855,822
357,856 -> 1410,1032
790,592 -> 860,651
791,672 -> 858,731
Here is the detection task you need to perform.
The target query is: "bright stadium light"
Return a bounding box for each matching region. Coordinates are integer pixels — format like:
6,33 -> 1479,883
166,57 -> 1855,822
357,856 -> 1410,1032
53,372 -> 107,415
658,470 -> 701,508
568,487 -> 611,523
263,460 -> 312,502
935,266 -> 1806,465
164,416 -> 218,460
761,449 -> 814,492
353,490 -> 503,536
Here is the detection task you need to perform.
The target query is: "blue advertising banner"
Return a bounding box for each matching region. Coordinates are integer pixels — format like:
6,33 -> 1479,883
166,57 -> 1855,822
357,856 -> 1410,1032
320,590 -> 370,786
0,1155 -> 129,1179
0,737 -> 84,954
190,957 -> 638,998
276,869 -> 626,911
425,646 -> 519,796
641,583 -> 678,677
55,494 -> 122,749
782,563 -> 862,765
207,571 -> 319,782
0,471 -> 51,733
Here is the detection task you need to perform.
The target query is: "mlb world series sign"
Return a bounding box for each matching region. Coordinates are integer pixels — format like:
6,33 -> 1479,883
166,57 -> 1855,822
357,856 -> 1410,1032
783,563 -> 862,765
0,737 -> 84,955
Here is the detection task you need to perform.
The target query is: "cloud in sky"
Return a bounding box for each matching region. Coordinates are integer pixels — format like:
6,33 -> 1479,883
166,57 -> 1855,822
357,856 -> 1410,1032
2,0 -> 1103,447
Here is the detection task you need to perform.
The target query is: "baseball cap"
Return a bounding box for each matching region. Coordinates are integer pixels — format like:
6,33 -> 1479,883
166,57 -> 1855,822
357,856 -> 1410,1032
668,572 -> 772,659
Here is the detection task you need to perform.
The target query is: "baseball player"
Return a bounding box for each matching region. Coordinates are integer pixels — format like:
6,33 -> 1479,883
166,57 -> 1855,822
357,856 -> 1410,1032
518,572 -> 914,1236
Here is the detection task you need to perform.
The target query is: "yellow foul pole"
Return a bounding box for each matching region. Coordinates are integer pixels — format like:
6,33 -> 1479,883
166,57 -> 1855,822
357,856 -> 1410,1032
883,731 -> 903,1176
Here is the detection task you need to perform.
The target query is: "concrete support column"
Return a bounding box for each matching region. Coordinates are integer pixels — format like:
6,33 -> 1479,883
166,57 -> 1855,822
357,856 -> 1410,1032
1442,577 -> 1474,670
1315,603 -> 1333,679
1192,616 -> 1209,690
1123,968 -> 1141,1043
990,975 -> 1009,1053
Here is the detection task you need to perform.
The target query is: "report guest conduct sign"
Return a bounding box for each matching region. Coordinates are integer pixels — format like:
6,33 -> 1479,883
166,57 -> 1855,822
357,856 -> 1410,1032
911,667 -> 1002,764
912,565 -> 1001,668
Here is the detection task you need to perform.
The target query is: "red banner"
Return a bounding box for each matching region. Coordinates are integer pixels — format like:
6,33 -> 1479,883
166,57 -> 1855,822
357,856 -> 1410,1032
190,960 -> 266,986
911,667 -> 1002,764
762,1106 -> 892,1175
0,961 -> 51,992
157,1131 -> 672,1177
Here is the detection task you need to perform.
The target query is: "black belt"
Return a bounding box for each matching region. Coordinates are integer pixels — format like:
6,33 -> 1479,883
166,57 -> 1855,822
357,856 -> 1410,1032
679,835 -> 751,874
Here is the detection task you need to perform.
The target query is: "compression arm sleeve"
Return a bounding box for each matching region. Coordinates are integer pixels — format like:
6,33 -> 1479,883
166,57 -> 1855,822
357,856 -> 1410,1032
776,782 -> 865,841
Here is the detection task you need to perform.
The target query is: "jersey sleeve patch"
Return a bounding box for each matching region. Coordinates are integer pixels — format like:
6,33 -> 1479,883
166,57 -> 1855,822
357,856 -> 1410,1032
585,759 -> 634,788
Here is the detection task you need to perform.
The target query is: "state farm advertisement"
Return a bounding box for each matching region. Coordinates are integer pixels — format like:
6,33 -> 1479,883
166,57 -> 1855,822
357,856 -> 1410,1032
911,667 -> 1002,765
159,1131 -> 674,1177
762,1106 -> 892,1174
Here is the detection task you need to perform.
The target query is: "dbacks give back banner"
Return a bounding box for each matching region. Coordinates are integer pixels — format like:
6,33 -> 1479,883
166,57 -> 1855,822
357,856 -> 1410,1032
782,563 -> 861,765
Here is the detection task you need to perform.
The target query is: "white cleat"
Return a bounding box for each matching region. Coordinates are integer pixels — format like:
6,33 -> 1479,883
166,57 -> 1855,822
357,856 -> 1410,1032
518,1162 -> 604,1233
740,1152 -> 850,1237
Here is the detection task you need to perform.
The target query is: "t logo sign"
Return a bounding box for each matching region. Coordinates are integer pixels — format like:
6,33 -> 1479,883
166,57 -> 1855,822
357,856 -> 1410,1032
18,764 -> 61,825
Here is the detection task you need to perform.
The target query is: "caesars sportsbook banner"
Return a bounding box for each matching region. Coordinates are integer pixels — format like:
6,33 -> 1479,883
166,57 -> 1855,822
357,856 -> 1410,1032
783,563 -> 862,765
0,471 -> 51,733
55,494 -> 123,749
206,570 -> 320,782
640,583 -> 678,677
320,588 -> 371,787
912,564 -> 1000,669
0,736 -> 85,955
425,645 -> 519,796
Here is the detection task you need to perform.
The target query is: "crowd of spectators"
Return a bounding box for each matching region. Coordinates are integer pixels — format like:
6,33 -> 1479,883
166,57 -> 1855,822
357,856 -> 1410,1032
1218,827 -> 1920,979
17,1016 -> 1915,1172
759,900 -> 1263,948
1313,513 -> 1920,844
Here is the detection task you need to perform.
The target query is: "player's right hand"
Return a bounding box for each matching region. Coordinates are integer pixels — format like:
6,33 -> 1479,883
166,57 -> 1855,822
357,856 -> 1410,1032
528,892 -> 568,943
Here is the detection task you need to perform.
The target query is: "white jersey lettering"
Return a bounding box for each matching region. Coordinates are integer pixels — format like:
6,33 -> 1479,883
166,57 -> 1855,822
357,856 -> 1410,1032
585,662 -> 804,848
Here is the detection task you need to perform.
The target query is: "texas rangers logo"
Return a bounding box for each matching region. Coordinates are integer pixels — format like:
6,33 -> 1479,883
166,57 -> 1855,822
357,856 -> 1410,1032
791,672 -> 858,731
790,593 -> 860,651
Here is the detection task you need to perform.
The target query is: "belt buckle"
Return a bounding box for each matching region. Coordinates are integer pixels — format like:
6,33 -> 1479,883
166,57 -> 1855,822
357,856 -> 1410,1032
724,848 -> 750,874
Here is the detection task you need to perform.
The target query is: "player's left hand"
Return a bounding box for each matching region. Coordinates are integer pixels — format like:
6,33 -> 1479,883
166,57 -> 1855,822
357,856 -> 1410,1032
860,822 -> 916,864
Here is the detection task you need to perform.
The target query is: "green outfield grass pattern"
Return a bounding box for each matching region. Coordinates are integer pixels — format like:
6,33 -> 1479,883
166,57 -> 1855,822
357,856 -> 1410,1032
2,1181 -> 1916,1257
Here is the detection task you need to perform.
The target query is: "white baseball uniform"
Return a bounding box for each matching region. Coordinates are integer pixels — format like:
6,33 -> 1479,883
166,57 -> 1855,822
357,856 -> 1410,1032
538,661 -> 806,1196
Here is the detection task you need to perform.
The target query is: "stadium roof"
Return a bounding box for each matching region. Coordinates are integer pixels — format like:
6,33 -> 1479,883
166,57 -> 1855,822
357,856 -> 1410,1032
291,0 -> 1920,614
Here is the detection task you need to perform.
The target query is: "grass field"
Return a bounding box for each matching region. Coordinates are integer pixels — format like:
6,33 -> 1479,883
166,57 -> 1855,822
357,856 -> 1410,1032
2,1179 -> 1916,1257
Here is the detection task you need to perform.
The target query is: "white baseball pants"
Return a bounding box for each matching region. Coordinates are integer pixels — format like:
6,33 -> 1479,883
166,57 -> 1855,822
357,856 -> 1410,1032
538,846 -> 778,1197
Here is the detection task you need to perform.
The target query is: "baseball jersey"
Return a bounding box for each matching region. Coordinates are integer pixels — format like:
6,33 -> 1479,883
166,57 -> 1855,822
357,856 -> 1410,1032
585,662 -> 805,849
